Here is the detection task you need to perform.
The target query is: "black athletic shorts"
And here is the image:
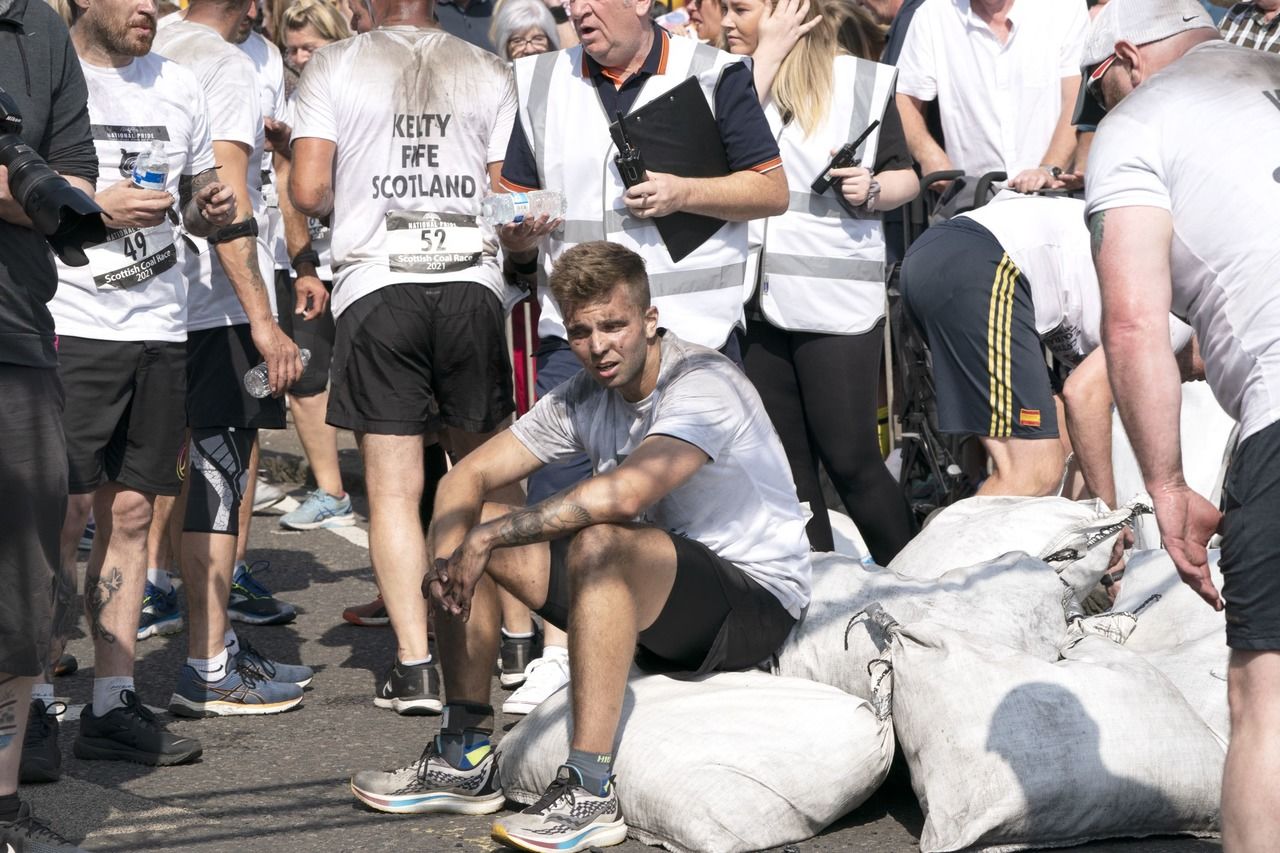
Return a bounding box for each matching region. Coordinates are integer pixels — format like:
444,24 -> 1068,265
0,365 -> 66,676
1220,419 -> 1280,650
536,531 -> 797,674
185,324 -> 287,430
274,271 -> 335,398
58,336 -> 187,496
901,217 -> 1059,439
327,282 -> 514,435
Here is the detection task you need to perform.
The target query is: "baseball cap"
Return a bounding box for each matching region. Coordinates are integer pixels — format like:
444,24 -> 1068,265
1081,0 -> 1217,70
1072,0 -> 1217,124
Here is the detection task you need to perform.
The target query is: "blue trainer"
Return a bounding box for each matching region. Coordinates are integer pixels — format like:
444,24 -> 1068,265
235,638 -> 315,688
137,582 -> 183,641
228,561 -> 297,626
279,488 -> 356,531
168,663 -> 304,718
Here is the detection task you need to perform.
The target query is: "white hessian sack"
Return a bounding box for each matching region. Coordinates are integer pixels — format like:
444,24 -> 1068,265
1112,382 -> 1237,550
1077,549 -> 1229,743
887,496 -> 1144,597
889,622 -> 1223,853
496,670 -> 893,853
774,552 -> 1072,701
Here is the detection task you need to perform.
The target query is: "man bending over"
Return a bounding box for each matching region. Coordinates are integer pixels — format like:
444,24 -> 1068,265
351,241 -> 813,853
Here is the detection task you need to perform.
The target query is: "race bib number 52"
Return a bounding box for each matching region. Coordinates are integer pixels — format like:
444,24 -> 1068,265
385,210 -> 482,275
87,224 -> 177,289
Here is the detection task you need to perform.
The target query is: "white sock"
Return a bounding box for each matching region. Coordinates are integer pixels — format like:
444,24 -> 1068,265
501,627 -> 536,640
224,629 -> 240,658
542,645 -> 568,661
146,567 -> 173,592
188,649 -> 230,682
92,677 -> 134,715
30,683 -> 54,705
399,655 -> 432,667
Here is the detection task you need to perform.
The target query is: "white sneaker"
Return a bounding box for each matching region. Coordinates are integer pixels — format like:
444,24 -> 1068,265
501,650 -> 570,716
253,478 -> 286,512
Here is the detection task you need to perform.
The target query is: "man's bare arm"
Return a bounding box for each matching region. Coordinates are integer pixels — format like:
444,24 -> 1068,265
1062,347 -> 1118,508
1040,76 -> 1081,171
290,137 -> 336,219
895,92 -> 952,179
180,168 -> 234,237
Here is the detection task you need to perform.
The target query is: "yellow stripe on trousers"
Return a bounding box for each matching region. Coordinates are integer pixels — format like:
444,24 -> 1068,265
987,255 -> 1017,437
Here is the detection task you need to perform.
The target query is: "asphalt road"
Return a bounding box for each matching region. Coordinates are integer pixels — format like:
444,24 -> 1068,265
29,424 -> 1224,853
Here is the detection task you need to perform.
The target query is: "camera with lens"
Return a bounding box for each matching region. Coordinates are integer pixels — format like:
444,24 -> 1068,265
0,87 -> 105,267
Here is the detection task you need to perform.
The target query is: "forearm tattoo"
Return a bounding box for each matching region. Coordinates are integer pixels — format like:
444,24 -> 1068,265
86,566 -> 124,645
0,675 -> 18,750
1089,210 -> 1107,264
497,497 -> 593,548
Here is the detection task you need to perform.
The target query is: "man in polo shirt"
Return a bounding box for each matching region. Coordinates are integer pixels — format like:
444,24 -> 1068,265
894,0 -> 1088,194
1219,0 -> 1280,53
491,0 -> 786,714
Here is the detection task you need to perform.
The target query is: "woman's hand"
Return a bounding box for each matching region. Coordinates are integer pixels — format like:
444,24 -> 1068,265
755,0 -> 821,68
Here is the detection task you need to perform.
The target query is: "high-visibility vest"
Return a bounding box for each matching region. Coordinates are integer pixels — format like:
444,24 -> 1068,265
756,55 -> 898,335
513,36 -> 750,349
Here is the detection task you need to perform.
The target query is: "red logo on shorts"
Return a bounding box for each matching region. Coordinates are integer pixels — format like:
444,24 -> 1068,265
1019,409 -> 1042,428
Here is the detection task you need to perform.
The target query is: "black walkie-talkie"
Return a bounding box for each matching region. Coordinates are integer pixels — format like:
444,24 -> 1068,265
614,111 -> 647,188
811,119 -> 880,196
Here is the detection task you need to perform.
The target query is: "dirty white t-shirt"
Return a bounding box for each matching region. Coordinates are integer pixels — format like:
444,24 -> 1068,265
290,26 -> 518,317
509,332 -> 813,618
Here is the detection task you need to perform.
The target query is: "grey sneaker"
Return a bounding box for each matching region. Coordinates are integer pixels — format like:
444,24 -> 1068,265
492,765 -> 627,852
498,629 -> 540,689
0,801 -> 89,852
235,637 -> 315,688
351,737 -> 504,815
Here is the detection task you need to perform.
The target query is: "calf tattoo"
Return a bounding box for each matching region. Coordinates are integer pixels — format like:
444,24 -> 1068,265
0,676 -> 19,750
87,566 -> 125,645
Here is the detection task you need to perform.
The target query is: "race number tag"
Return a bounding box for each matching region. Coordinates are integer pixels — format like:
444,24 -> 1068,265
86,224 -> 178,289
385,211 -> 482,275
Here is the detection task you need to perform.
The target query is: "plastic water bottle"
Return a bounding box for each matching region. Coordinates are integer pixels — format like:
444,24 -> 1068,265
479,190 -> 566,226
131,140 -> 169,191
244,348 -> 310,398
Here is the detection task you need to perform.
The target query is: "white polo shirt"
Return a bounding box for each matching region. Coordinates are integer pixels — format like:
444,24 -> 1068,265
1086,41 -> 1280,443
896,0 -> 1087,176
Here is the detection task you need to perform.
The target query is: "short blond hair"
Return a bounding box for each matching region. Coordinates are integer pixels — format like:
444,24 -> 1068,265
280,0 -> 351,45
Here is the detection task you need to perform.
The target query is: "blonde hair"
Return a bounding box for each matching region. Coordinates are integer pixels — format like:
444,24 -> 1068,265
280,0 -> 351,46
771,0 -> 884,136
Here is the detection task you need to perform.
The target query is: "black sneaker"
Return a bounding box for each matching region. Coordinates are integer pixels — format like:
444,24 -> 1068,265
19,699 -> 62,784
373,659 -> 442,715
499,628 -> 542,689
0,801 -> 88,851
73,689 -> 203,766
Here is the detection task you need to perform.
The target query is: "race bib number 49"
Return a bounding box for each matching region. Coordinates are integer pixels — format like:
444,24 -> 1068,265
385,211 -> 482,275
87,224 -> 177,289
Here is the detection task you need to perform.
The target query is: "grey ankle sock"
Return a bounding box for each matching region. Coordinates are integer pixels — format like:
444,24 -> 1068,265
566,748 -> 613,796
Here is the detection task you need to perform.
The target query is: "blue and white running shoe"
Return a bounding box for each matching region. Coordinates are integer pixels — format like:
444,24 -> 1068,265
228,561 -> 297,626
137,581 -> 183,641
168,663 -> 303,718
491,765 -> 627,853
279,488 -> 356,531
235,637 -> 315,688
351,737 -> 504,815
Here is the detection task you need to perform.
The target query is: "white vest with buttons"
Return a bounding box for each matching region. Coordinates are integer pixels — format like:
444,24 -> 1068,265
513,36 -> 751,349
755,55 -> 898,335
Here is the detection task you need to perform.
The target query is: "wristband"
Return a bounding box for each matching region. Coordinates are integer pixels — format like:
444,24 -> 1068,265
550,4 -> 568,23
511,255 -> 539,276
208,218 -> 259,245
291,249 -> 321,271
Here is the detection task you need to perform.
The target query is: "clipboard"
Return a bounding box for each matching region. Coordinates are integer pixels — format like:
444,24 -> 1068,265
608,77 -> 731,263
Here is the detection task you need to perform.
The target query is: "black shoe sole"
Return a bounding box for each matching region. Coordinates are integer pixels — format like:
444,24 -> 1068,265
74,737 -> 203,766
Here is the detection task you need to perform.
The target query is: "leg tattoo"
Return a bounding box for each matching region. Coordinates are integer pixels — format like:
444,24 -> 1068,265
0,676 -> 19,750
87,566 -> 125,645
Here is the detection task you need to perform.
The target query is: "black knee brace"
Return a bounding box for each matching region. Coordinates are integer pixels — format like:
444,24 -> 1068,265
184,427 -> 255,535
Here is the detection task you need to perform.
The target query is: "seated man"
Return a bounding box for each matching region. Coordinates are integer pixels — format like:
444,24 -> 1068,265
350,241 -> 813,853
900,191 -> 1195,504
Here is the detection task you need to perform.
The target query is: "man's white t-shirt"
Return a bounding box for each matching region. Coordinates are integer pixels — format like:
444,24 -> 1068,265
51,54 -> 214,342
896,0 -> 1087,176
1086,41 -> 1280,443
509,332 -> 813,618
290,26 -> 517,318
239,30 -> 289,271
154,18 -> 275,331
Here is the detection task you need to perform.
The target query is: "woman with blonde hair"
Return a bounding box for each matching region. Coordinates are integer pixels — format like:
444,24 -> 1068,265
279,0 -> 352,68
723,0 -> 918,561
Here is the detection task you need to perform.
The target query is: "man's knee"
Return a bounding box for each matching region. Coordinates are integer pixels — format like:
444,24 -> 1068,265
565,524 -> 632,584
108,488 -> 155,540
1228,650 -> 1280,729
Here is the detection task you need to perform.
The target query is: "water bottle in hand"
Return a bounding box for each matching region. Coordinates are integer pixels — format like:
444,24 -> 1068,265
480,190 -> 566,226
131,140 -> 169,191
244,348 -> 310,398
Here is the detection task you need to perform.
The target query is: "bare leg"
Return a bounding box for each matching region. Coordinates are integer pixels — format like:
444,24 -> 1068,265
1222,650 -> 1280,851
360,432 -> 431,663
84,485 -> 155,678
181,530 -> 237,660
45,493 -> 94,677
0,675 -> 34,797
543,623 -> 569,650
148,495 -> 176,573
976,436 -> 1066,497
167,473 -> 189,581
235,438 -> 260,567
290,391 -> 344,496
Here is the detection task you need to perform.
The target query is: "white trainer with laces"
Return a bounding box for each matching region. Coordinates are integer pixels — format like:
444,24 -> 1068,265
501,649 -> 570,716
